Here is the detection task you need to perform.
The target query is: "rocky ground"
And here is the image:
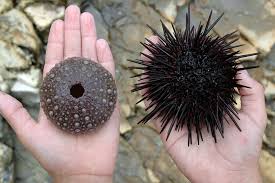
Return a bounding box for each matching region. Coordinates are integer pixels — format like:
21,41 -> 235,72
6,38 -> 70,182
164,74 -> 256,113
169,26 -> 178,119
0,0 -> 275,182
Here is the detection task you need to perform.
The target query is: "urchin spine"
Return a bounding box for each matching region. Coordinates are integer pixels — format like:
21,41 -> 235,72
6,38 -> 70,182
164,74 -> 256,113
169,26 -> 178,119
129,6 -> 258,145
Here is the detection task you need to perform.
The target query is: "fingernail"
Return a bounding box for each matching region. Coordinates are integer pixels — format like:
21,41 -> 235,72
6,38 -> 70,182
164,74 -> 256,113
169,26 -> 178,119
82,13 -> 91,24
66,5 -> 80,22
98,39 -> 107,49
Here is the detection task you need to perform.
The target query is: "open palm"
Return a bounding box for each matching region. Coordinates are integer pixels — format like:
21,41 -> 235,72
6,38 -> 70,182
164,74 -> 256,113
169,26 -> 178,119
0,5 -> 119,181
144,36 -> 266,183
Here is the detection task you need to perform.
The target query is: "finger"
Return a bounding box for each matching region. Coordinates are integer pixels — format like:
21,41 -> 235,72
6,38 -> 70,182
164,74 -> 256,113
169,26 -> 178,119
64,5 -> 81,59
96,39 -> 115,77
236,69 -> 266,124
81,12 -> 97,62
141,36 -> 159,62
0,92 -> 37,146
44,20 -> 64,77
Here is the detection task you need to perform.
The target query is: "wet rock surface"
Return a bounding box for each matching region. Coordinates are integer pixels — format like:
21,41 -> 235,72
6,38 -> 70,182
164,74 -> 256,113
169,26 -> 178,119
0,0 -> 274,183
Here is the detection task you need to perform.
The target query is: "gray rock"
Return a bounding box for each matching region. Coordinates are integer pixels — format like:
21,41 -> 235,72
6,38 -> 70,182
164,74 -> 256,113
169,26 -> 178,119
0,40 -> 31,69
128,127 -> 190,183
0,9 -> 41,55
260,150 -> 275,183
120,103 -> 132,134
24,2 -> 65,32
11,80 -> 40,107
0,143 -> 13,183
176,4 -> 258,61
263,45 -> 275,83
18,0 -> 65,8
175,4 -> 206,30
16,67 -> 42,88
265,117 -> 275,149
114,138 -> 149,183
0,117 -> 13,148
10,67 -> 41,106
262,79 -> 275,99
142,0 -> 180,22
0,0 -> 12,14
195,0 -> 275,53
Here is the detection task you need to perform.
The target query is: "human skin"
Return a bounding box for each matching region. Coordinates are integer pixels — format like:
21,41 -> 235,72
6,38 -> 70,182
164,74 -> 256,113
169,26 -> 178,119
0,5 -> 119,183
0,4 -> 267,183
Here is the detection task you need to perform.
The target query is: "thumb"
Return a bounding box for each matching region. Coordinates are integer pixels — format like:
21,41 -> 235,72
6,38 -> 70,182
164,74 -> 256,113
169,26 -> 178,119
236,69 -> 266,128
0,91 -> 38,148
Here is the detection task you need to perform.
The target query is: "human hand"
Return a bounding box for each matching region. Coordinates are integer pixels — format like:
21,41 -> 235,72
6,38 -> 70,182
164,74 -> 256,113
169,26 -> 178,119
0,5 -> 119,183
141,36 -> 267,183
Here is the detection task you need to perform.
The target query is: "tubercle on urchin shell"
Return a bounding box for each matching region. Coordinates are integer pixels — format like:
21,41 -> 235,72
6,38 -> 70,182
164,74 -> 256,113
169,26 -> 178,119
128,5 -> 259,145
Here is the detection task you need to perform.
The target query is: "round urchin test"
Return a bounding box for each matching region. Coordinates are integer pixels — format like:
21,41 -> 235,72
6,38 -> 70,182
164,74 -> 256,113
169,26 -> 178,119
40,57 -> 117,134
129,7 -> 258,145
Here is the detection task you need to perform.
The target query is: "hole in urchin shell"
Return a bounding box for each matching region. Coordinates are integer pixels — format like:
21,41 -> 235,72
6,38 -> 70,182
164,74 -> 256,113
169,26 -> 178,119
70,83 -> 84,98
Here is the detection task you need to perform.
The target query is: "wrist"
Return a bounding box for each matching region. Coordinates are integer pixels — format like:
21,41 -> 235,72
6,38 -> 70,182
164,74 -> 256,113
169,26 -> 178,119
221,167 -> 262,183
53,174 -> 113,183
190,166 -> 262,183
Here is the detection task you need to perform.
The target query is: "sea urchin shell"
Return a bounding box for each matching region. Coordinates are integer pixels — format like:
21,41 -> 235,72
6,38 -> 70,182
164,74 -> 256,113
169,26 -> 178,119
129,7 -> 258,145
40,57 -> 117,134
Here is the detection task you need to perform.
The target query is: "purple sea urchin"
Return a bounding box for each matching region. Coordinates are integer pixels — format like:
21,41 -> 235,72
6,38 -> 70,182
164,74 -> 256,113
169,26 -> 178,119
129,7 -> 258,145
40,57 -> 117,134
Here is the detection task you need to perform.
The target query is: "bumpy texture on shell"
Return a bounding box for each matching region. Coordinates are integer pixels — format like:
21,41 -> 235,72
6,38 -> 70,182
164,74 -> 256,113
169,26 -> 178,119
129,6 -> 258,145
40,57 -> 117,134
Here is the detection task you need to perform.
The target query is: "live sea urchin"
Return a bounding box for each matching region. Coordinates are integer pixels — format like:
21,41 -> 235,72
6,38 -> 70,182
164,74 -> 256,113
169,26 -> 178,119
129,7 -> 258,145
40,57 -> 117,134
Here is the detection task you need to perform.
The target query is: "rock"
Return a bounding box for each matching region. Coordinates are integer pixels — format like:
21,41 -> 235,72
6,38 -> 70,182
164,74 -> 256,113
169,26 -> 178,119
114,138 -> 149,183
265,117 -> 275,149
121,103 -> 131,117
195,0 -> 275,53
11,80 -> 40,107
128,127 -> 190,183
235,38 -> 258,61
262,79 -> 275,99
0,0 -> 12,14
132,1 -> 171,35
263,45 -> 275,83
0,117 -> 13,148
175,4 -> 206,29
120,118 -> 132,134
176,4 -> 258,61
0,75 -> 9,93
147,169 -> 160,183
102,0 -> 170,50
0,143 -> 13,183
119,103 -> 132,134
24,2 -> 65,32
0,40 -> 31,69
120,103 -> 132,134
16,67 -> 42,88
260,150 -> 275,183
7,64 -> 41,108
128,127 -> 162,168
152,0 -> 178,22
81,3 -> 109,40
0,9 -> 41,55
18,0 -> 65,8
155,0 -> 182,22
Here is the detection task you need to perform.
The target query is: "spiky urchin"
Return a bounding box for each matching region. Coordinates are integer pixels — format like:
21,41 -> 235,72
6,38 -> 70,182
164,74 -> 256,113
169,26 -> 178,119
129,7 -> 258,145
